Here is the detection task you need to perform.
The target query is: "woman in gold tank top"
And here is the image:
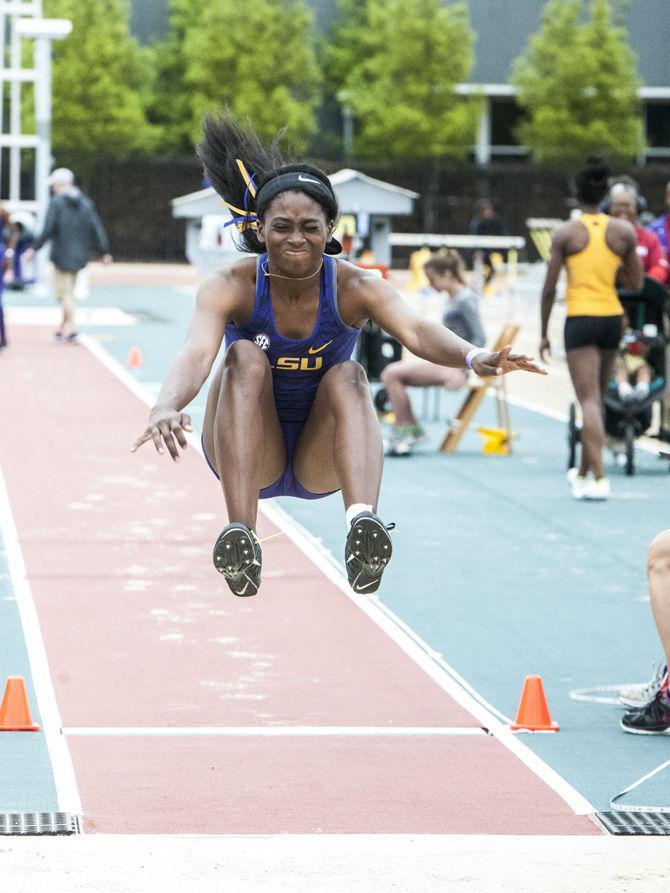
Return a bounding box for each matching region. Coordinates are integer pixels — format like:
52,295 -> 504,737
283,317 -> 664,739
540,158 -> 642,501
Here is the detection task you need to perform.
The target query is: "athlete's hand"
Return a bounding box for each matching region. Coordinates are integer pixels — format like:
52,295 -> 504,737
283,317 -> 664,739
539,337 -> 551,363
472,344 -> 548,378
131,408 -> 193,461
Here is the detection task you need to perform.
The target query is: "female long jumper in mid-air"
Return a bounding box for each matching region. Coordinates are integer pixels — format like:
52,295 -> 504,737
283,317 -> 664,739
131,111 -> 547,597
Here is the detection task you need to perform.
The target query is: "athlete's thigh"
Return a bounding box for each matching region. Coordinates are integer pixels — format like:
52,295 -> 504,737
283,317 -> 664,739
202,351 -> 286,486
293,363 -> 376,494
566,345 -> 601,402
395,357 -> 467,389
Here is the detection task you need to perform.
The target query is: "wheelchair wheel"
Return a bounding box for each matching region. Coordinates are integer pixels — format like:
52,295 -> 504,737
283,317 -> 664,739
624,424 -> 635,476
567,402 -> 580,469
374,386 -> 391,415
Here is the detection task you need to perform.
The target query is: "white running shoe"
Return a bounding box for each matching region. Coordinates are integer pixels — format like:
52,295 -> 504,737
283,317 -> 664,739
619,663 -> 668,709
567,467 -> 588,500
583,477 -> 610,500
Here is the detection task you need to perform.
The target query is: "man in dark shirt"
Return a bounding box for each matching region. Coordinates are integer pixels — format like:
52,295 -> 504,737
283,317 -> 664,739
29,168 -> 112,342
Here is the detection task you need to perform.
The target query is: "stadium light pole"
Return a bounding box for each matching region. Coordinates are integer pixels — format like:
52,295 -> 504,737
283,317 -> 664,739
15,17 -> 71,289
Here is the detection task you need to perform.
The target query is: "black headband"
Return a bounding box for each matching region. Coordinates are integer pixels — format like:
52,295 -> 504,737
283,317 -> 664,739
255,171 -> 342,255
256,171 -> 335,212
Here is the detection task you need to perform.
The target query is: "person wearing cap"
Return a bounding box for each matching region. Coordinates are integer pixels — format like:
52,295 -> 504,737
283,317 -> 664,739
131,110 -> 546,599
28,168 -> 112,342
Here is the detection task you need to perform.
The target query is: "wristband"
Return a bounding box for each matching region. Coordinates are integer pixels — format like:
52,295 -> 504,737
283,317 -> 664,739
465,348 -> 487,370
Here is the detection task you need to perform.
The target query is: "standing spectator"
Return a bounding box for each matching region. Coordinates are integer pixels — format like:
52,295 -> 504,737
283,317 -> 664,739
647,180 -> 670,268
469,199 -> 504,285
28,168 -> 112,342
647,183 -> 670,263
609,184 -> 669,285
0,206 -> 10,352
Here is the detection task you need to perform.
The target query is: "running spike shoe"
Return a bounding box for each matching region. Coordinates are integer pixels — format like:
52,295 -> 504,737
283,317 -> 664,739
618,663 -> 667,709
213,523 -> 262,597
620,690 -> 670,735
345,511 -> 394,595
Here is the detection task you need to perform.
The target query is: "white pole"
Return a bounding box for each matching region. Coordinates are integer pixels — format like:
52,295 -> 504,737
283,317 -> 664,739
32,33 -> 51,290
9,9 -> 21,201
475,100 -> 491,166
0,12 -> 6,190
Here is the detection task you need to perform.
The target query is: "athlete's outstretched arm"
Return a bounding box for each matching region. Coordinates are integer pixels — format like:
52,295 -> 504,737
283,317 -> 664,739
131,272 -> 233,460
349,274 -> 546,378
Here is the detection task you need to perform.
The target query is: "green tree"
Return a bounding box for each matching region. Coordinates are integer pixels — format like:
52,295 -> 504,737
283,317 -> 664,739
145,0 -> 210,153
43,0 -> 152,157
512,0 -> 643,166
327,0 -> 480,159
167,0 -> 321,154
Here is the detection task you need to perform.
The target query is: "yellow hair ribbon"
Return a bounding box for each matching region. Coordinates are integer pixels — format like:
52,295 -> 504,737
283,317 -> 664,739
236,159 -> 257,198
219,198 -> 248,217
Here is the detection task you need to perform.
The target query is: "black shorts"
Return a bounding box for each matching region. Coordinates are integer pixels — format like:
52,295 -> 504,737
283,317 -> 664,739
564,315 -> 623,352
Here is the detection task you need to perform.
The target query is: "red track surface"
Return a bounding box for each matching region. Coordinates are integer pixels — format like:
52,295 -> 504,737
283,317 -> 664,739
1,327 -> 598,834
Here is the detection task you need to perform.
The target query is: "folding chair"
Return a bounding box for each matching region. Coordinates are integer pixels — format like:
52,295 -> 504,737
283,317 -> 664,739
439,323 -> 520,453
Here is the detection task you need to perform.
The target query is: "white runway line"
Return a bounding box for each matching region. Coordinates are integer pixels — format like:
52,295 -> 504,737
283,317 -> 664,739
0,464 -> 82,818
80,333 -> 595,817
63,726 -> 487,737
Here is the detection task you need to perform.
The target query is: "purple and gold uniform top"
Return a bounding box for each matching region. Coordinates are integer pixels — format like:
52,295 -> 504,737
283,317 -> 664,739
224,253 -> 361,424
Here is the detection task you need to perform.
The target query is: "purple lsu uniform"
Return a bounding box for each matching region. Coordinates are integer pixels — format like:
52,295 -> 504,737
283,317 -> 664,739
204,252 -> 361,499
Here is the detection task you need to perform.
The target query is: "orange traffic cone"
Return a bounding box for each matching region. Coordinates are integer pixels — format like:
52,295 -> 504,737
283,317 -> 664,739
510,674 -> 559,732
0,676 -> 40,731
127,345 -> 143,368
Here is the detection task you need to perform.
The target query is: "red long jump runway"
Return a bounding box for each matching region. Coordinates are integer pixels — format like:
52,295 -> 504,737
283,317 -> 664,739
1,327 -> 598,835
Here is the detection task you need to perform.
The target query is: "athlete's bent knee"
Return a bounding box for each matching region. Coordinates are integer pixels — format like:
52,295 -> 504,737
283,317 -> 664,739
380,362 -> 401,386
224,338 -> 268,364
648,530 -> 670,576
223,339 -> 270,376
322,360 -> 369,391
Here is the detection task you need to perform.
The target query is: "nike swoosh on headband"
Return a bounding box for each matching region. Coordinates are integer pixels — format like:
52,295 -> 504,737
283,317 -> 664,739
297,175 -> 320,184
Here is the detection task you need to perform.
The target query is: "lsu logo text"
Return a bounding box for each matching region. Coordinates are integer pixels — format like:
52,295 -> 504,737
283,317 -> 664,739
273,356 -> 323,371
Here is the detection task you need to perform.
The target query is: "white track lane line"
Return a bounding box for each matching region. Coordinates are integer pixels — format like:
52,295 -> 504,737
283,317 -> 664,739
63,726 -> 485,737
81,334 -> 595,817
0,464 -> 82,818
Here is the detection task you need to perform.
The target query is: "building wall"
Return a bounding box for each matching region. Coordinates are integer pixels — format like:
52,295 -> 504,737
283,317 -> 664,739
129,1 -> 670,88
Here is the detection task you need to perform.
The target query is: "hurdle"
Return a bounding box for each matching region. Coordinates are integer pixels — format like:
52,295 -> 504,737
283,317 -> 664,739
525,218 -> 563,263
389,233 -> 526,294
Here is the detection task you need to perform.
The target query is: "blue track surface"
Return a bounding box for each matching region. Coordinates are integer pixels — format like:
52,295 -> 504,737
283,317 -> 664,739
0,529 -> 58,812
5,280 -> 670,814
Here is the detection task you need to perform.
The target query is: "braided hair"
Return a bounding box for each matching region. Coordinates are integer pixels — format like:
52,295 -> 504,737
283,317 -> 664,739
197,110 -> 340,254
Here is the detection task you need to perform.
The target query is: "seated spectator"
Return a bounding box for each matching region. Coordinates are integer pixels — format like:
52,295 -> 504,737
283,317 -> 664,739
6,211 -> 36,290
620,529 -> 670,734
614,315 -> 652,403
647,180 -> 670,269
380,250 -> 486,456
609,184 -> 669,285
